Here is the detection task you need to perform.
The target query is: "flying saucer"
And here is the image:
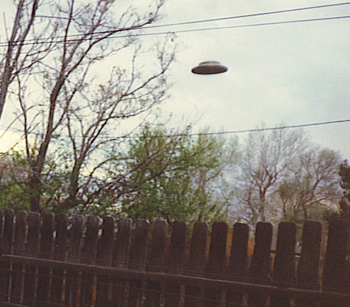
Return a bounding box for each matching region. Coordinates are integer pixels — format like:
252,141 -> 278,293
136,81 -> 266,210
191,61 -> 228,75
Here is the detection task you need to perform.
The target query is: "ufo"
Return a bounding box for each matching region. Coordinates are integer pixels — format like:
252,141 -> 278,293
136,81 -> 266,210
191,61 -> 228,75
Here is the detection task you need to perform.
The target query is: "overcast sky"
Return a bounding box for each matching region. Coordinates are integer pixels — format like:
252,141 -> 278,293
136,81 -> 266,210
156,0 -> 350,158
0,0 -> 349,158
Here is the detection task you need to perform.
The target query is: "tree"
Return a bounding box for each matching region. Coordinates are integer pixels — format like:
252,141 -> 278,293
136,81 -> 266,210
332,159 -> 350,220
0,0 -> 40,121
232,127 -> 307,227
94,125 -> 238,223
1,0 -> 175,211
276,147 -> 341,224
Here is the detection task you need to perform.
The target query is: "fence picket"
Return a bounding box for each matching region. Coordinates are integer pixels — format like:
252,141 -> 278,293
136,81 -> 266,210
164,221 -> 187,307
22,212 -> 40,306
144,220 -> 168,307
322,219 -> 350,307
2,213 -> 350,307
128,219 -> 149,307
270,222 -> 296,307
79,215 -> 100,307
0,209 -> 14,304
10,211 -> 26,304
112,218 -> 132,306
94,216 -> 115,307
226,222 -> 249,306
296,220 -> 322,307
50,213 -> 68,305
183,222 -> 208,307
248,222 -> 273,307
204,222 -> 228,307
36,213 -> 54,306
64,215 -> 84,306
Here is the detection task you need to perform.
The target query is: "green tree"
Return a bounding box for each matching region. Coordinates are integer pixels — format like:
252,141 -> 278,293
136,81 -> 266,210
98,126 -> 238,223
339,160 -> 350,215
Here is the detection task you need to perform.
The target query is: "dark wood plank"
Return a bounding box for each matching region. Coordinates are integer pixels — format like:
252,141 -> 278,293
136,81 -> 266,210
270,222 -> 296,307
0,209 -> 14,304
322,219 -> 349,307
22,212 -> 40,306
183,222 -> 208,307
112,218 -> 132,307
204,222 -> 228,307
36,213 -> 54,306
226,222 -> 249,307
248,222 -> 273,307
164,221 -> 187,307
128,219 -> 149,307
144,220 -> 168,307
95,216 -> 115,307
64,214 -> 84,306
296,220 -> 322,307
79,215 -> 100,307
50,213 -> 68,305
10,211 -> 26,304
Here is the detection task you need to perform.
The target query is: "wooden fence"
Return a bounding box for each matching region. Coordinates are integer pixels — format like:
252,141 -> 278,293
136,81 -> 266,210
1,209 -> 350,306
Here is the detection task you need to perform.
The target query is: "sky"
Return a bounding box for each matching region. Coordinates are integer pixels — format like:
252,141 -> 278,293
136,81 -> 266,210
0,0 -> 350,158
156,0 -> 350,158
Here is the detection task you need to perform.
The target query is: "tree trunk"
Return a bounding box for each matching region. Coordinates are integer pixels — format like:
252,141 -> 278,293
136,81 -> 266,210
28,171 -> 42,212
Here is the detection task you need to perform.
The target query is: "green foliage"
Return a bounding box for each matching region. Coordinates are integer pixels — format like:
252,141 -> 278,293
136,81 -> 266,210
327,159 -> 350,221
118,125 -> 237,223
0,149 -> 71,213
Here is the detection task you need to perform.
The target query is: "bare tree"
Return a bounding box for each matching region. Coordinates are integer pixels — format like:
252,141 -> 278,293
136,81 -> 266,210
0,0 -> 42,121
276,147 -> 341,222
233,127 -> 307,226
2,0 -> 175,211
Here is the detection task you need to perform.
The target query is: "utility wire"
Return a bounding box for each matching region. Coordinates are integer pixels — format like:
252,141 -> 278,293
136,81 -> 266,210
1,119 -> 349,140
123,15 -> 350,38
32,2 -> 350,32
0,15 -> 349,48
143,2 -> 350,29
0,2 -> 349,47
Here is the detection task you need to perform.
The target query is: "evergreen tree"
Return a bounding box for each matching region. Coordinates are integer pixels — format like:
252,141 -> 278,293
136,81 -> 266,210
339,160 -> 350,218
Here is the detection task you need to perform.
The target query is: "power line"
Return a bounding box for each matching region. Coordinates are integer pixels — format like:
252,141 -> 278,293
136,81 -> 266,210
125,15 -> 350,38
1,15 -> 349,48
32,2 -> 350,30
1,119 -> 349,140
0,2 -> 349,48
147,2 -> 350,29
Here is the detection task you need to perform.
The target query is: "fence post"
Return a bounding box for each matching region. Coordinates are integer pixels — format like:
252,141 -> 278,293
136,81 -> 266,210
50,213 -> 68,305
164,221 -> 187,307
64,215 -> 84,306
270,222 -> 296,307
22,212 -> 40,306
248,222 -> 273,307
112,217 -> 132,306
79,215 -> 100,307
226,222 -> 249,307
36,213 -> 55,307
296,220 -> 322,307
0,209 -> 14,304
10,211 -> 27,304
129,219 -> 149,307
95,216 -> 115,307
144,219 -> 168,307
322,219 -> 349,307
184,222 -> 208,307
204,222 -> 228,307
